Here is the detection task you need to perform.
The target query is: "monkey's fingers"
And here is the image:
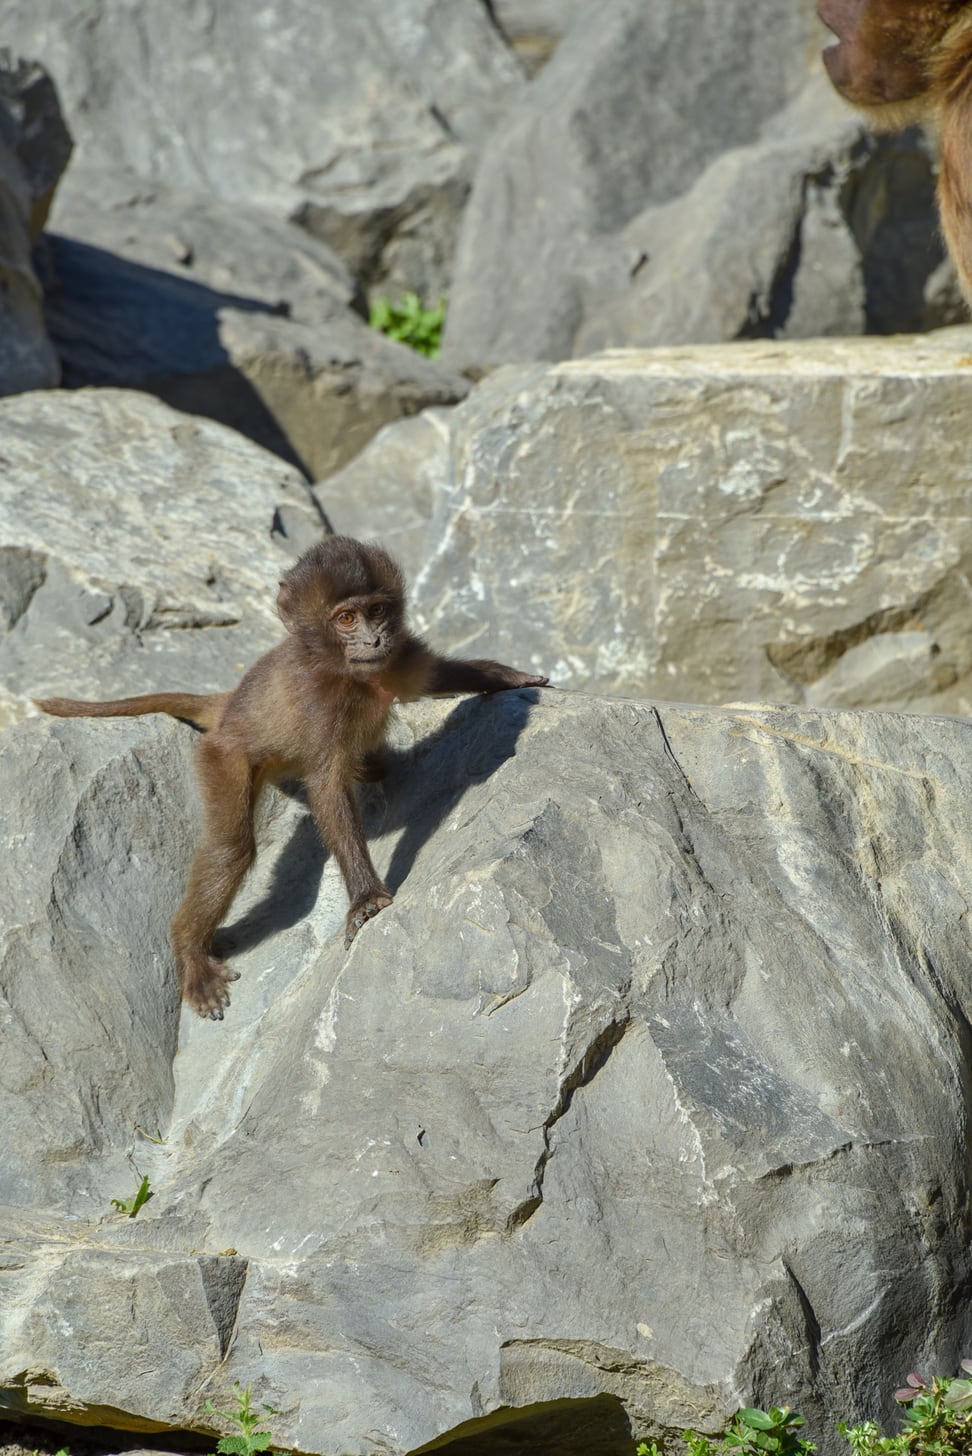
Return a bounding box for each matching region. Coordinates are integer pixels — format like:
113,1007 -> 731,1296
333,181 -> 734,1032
344,893 -> 394,947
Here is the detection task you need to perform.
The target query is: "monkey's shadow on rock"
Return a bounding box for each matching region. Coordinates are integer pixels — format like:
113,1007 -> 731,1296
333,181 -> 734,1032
214,689 -> 542,957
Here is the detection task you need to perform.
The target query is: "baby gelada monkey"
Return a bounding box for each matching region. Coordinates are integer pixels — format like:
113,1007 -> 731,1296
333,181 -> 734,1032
36,536 -> 547,1019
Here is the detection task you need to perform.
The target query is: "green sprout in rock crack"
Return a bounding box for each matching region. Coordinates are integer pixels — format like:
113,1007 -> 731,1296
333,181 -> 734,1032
368,291 -> 445,357
206,1382 -> 280,1456
109,1174 -> 151,1217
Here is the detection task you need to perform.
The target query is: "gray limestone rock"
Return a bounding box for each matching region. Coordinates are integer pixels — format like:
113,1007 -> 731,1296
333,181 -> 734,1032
0,53 -> 71,394
0,0 -> 525,300
38,178 -> 468,481
318,331 -> 972,716
442,6 -> 961,369
2,692 -> 972,1456
493,0 -> 590,76
0,387 -> 325,727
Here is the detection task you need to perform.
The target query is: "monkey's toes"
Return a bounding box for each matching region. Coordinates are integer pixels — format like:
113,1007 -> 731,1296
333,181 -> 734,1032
181,953 -> 240,1020
344,893 -> 393,947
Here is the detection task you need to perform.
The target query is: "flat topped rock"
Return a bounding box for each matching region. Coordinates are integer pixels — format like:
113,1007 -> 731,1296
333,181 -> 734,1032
322,329 -> 972,714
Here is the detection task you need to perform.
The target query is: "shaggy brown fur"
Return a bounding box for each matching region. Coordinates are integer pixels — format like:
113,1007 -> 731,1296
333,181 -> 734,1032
819,0 -> 972,296
36,537 -> 547,1019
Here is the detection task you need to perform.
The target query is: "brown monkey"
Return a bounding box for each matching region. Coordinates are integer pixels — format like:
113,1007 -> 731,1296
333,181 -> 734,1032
818,0 -> 972,294
36,537 -> 547,1020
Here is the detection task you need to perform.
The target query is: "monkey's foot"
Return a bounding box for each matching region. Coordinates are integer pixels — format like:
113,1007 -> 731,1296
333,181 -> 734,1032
180,951 -> 241,1020
344,892 -> 393,947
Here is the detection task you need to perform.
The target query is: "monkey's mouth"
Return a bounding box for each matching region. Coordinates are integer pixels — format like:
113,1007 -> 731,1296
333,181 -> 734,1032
816,0 -> 859,94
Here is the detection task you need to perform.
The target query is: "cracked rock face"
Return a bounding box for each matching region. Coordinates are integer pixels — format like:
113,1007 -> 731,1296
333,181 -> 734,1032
321,332 -> 972,715
0,54 -> 70,396
0,388 -> 325,728
2,693 -> 971,1454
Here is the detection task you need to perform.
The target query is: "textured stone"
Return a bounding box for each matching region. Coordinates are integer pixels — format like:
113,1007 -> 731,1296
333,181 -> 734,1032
321,332 -> 972,715
36,178 -> 468,481
443,3 -> 960,369
2,693 -> 972,1455
0,53 -> 70,394
0,387 -> 324,722
0,0 -> 525,299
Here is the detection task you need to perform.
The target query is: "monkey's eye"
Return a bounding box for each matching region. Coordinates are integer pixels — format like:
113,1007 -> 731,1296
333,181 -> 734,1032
372,604 -> 385,620
336,610 -> 356,627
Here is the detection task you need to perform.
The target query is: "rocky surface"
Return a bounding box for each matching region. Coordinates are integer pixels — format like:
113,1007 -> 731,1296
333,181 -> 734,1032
38,187 -> 469,481
0,388 -> 325,728
2,6 -> 972,1455
442,2 -> 961,369
493,0 -> 590,76
0,53 -> 70,395
3,692 -> 972,1456
0,0 -> 524,301
319,330 -> 972,715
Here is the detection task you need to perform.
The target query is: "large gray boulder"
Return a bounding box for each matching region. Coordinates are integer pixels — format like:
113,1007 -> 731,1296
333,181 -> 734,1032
39,179 -> 469,481
0,387 -> 325,729
0,53 -> 71,394
0,0 -> 525,299
318,331 -> 972,715
442,0 -> 960,368
2,691 -> 972,1455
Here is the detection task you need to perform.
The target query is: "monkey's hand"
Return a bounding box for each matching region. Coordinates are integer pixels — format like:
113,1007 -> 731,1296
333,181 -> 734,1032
344,891 -> 393,947
179,950 -> 241,1020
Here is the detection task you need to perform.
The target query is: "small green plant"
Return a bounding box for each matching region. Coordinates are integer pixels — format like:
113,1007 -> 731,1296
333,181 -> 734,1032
206,1382 -> 279,1456
838,1361 -> 972,1454
684,1408 -> 814,1456
369,291 -> 445,357
638,1408 -> 813,1456
110,1174 -> 151,1217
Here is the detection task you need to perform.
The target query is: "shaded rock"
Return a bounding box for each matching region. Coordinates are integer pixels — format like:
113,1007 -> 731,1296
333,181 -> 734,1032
37,177 -> 469,481
0,50 -> 71,239
574,88 -> 959,356
0,0 -> 525,299
493,0 -> 590,77
0,387 -> 325,726
0,52 -> 71,394
443,2 -> 961,368
319,332 -> 972,714
2,691 -> 972,1455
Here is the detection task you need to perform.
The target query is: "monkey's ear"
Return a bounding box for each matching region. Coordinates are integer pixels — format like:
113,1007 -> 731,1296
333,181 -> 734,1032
276,579 -> 296,628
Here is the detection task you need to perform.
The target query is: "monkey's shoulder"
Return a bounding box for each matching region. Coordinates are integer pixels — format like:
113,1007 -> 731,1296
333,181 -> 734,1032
381,634 -> 436,701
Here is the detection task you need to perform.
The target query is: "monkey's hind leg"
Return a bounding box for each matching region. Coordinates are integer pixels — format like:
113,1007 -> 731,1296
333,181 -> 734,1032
171,739 -> 258,1020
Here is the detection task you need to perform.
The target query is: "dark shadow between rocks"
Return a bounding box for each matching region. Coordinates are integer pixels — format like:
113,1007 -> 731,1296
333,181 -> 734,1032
214,687 -> 542,956
414,1392 -> 633,1456
38,233 -> 312,478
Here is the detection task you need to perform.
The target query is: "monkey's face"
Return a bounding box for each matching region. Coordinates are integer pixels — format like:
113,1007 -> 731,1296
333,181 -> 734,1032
329,595 -> 402,670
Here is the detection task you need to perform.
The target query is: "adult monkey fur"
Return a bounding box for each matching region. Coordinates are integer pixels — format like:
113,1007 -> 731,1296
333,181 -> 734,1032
36,536 -> 548,1020
818,0 -> 972,295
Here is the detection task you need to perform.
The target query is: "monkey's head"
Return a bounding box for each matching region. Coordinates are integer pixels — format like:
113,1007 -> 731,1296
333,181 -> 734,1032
277,536 -> 407,673
819,0 -> 967,115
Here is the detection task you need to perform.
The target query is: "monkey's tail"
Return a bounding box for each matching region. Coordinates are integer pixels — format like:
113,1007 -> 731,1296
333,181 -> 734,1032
33,691 -> 228,731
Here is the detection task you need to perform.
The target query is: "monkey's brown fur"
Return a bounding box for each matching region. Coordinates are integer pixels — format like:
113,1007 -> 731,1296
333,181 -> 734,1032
36,537 -> 547,1020
819,0 -> 972,296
